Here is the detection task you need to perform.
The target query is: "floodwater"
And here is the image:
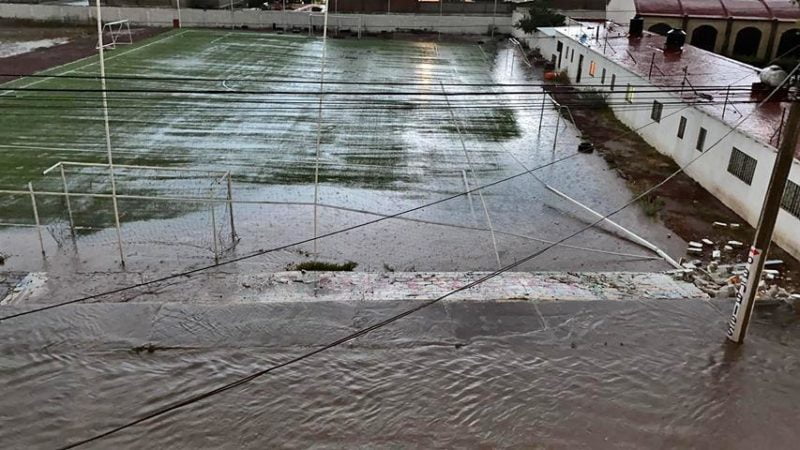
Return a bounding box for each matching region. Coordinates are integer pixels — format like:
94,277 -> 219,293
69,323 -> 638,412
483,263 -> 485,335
0,31 -> 684,276
1,298 -> 799,448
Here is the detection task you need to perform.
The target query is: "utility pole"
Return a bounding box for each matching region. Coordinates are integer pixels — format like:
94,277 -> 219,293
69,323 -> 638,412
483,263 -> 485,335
727,99 -> 800,344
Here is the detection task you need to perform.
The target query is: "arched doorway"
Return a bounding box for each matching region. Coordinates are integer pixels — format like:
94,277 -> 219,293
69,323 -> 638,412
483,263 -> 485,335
732,27 -> 762,58
648,23 -> 671,36
691,25 -> 718,52
776,29 -> 800,58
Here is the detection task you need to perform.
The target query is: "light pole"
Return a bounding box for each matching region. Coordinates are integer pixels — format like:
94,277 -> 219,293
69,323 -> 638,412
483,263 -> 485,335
94,0 -> 125,266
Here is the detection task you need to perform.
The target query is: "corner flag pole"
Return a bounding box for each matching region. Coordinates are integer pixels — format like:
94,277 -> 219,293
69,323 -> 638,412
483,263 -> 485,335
727,99 -> 800,343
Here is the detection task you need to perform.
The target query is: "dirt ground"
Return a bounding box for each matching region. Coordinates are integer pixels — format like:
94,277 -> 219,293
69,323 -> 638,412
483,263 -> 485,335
0,19 -> 164,83
545,84 -> 800,292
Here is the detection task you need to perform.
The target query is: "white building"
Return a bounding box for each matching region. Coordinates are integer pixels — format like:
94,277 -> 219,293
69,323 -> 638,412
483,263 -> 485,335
514,22 -> 800,259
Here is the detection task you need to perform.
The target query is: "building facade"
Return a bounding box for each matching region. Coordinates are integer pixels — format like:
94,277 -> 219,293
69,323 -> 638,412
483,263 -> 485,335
516,23 -> 800,259
607,0 -> 800,64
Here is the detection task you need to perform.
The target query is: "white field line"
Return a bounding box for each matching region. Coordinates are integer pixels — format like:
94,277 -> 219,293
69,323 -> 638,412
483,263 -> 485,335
0,30 -> 190,96
0,143 -> 440,171
209,32 -> 231,45
439,80 -> 502,269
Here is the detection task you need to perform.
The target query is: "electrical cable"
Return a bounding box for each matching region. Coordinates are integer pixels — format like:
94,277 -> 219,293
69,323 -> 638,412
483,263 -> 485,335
0,152 -> 579,323
0,71 -> 758,88
55,60 -> 800,450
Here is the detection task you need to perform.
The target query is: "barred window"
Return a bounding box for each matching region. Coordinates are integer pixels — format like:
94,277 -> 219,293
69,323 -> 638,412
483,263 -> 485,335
651,101 -> 663,122
601,68 -> 606,84
677,116 -> 687,138
610,74 -> 616,91
696,127 -> 707,151
782,181 -> 800,219
727,147 -> 757,185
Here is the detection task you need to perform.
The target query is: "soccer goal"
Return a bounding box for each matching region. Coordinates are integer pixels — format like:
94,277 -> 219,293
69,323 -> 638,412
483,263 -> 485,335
308,14 -> 363,39
98,19 -> 133,50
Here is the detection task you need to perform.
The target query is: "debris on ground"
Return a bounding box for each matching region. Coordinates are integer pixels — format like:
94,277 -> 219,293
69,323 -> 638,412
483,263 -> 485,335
669,215 -> 800,304
672,258 -> 796,305
534,62 -> 800,294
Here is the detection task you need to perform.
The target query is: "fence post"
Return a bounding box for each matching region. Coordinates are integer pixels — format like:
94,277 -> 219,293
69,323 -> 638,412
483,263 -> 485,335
226,171 -> 236,243
59,164 -> 76,239
210,191 -> 220,264
28,182 -> 46,257
722,85 -> 730,119
538,88 -> 545,139
552,105 -> 561,153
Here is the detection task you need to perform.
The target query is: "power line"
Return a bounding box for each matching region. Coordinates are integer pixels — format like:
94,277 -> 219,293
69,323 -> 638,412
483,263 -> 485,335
55,61 -> 800,450
0,83 -> 756,96
0,152 -> 579,323
0,71 -> 757,88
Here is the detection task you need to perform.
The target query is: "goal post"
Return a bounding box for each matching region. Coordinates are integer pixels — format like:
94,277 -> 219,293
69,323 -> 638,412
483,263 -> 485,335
97,19 -> 133,50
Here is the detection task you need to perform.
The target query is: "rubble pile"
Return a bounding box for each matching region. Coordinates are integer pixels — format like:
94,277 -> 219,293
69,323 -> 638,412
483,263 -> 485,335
669,221 -> 799,306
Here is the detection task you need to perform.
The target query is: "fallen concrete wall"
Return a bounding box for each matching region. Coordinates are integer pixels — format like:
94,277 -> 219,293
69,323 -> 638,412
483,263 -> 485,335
1,271 -> 706,305
0,4 -> 514,33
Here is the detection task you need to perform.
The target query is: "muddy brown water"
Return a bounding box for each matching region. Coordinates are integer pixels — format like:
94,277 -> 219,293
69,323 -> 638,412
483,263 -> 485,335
1,298 -> 799,448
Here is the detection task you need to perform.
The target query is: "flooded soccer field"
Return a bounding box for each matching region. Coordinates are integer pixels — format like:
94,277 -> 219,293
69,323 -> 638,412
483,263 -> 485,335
0,29 -> 683,273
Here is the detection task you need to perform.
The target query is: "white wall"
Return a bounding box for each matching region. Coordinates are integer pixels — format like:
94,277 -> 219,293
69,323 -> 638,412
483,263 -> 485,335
0,3 -> 513,34
523,28 -> 800,258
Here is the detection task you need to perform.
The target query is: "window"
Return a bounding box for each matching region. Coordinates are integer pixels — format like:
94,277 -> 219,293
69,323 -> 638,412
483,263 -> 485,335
677,116 -> 687,138
696,127 -> 707,151
651,100 -> 663,122
727,147 -> 757,185
782,181 -> 800,219
625,84 -> 634,103
589,61 -> 597,76
601,68 -> 606,84
570,49 -> 574,62
610,74 -> 616,91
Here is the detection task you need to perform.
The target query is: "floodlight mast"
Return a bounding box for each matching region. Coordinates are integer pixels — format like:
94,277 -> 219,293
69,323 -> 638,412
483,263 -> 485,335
94,0 -> 126,266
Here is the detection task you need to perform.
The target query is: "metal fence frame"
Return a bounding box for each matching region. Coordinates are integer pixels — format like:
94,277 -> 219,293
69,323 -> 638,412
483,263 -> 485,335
0,161 -> 237,265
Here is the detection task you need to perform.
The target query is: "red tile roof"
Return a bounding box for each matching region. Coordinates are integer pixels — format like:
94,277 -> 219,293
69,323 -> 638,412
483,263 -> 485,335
634,0 -> 800,20
555,23 -> 800,158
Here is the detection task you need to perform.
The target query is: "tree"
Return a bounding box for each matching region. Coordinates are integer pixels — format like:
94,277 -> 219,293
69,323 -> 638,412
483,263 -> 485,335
514,0 -> 566,34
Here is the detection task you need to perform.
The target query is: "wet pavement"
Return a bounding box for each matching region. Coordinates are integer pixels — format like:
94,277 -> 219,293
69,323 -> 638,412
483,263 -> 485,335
1,297 -> 799,448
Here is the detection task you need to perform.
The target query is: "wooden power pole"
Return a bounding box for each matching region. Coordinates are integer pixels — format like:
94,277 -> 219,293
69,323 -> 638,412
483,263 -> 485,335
727,99 -> 800,344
